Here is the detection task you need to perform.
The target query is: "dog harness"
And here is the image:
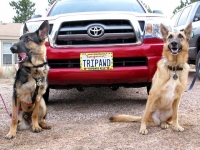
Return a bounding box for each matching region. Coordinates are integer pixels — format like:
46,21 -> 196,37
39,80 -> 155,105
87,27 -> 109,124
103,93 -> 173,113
13,62 -> 47,106
32,77 -> 45,104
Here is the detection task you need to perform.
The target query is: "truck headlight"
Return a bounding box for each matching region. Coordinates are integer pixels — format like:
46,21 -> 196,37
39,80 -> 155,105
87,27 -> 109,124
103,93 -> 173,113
144,17 -> 173,39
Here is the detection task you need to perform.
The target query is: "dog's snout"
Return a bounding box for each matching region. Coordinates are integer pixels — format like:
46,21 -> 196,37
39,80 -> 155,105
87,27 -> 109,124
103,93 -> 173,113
171,40 -> 178,46
10,45 -> 18,52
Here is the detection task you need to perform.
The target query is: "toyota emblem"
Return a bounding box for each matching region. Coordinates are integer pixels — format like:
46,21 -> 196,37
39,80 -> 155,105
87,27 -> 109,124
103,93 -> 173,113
87,24 -> 104,38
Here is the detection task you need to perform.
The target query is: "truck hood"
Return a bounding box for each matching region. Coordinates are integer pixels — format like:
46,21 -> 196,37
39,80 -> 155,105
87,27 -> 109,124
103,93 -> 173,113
24,11 -> 168,35
27,11 -> 167,23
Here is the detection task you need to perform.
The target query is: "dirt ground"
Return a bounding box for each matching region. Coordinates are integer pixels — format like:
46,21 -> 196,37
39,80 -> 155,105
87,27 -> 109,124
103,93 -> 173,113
0,71 -> 200,150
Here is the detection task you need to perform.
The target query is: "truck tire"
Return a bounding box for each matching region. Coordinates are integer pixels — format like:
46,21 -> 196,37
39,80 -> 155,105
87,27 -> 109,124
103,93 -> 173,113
195,50 -> 200,79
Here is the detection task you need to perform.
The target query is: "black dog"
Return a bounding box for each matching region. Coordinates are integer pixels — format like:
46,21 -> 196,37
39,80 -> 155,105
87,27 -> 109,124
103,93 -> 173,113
6,20 -> 51,139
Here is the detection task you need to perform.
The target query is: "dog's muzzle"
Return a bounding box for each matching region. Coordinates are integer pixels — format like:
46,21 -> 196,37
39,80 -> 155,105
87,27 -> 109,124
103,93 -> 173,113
10,45 -> 28,63
18,53 -> 28,63
168,40 -> 182,55
10,45 -> 18,53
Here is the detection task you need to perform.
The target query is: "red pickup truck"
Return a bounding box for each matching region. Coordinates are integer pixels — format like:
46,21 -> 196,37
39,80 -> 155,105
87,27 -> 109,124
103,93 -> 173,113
24,0 -> 172,102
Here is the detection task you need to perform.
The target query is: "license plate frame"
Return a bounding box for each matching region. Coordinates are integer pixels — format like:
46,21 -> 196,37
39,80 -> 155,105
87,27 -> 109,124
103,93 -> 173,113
80,52 -> 113,70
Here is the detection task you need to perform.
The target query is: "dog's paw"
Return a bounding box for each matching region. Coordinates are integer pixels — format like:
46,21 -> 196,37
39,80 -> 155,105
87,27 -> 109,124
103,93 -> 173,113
39,122 -> 51,129
5,133 -> 16,140
32,126 -> 42,133
161,122 -> 169,129
139,128 -> 148,135
173,125 -> 184,132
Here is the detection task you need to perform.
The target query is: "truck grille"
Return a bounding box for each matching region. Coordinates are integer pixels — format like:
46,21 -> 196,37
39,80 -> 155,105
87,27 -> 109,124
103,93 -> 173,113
56,20 -> 137,46
48,57 -> 147,68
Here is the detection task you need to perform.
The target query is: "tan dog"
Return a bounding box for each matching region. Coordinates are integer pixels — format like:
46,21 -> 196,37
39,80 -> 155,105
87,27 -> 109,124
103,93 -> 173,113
5,20 -> 51,139
110,23 -> 192,134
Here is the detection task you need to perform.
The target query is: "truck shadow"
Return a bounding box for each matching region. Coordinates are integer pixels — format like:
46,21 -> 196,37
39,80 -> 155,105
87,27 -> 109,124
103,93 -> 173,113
47,87 -> 148,107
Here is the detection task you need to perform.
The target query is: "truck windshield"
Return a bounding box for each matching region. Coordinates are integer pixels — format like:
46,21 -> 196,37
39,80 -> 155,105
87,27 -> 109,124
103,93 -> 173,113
48,0 -> 145,16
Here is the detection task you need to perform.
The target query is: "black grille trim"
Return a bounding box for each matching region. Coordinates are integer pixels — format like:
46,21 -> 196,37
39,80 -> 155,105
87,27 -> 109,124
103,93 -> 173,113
138,21 -> 145,31
61,20 -> 131,27
48,57 -> 147,68
56,20 -> 136,45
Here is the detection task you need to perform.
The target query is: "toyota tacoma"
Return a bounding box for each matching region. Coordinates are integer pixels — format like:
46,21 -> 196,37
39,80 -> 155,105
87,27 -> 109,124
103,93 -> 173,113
23,0 -> 172,102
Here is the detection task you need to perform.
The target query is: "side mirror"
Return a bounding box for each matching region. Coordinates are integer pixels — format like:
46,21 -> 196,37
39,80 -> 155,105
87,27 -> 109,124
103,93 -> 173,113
31,14 -> 42,19
152,10 -> 163,14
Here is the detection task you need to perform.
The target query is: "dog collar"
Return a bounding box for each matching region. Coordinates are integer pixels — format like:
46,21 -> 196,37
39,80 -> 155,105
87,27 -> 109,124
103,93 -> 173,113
20,61 -> 47,68
168,66 -> 183,71
32,62 -> 48,68
168,65 -> 183,80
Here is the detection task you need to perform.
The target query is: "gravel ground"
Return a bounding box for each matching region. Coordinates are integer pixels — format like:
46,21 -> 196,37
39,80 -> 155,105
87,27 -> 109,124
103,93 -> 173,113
0,71 -> 200,150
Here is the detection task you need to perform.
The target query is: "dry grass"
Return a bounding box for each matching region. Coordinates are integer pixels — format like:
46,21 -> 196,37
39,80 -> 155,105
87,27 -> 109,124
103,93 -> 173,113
0,65 -> 17,79
0,66 -> 4,78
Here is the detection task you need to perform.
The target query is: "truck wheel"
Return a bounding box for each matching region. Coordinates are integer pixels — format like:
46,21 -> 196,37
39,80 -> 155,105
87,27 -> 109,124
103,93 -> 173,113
195,51 -> 200,79
146,82 -> 152,95
43,87 -> 50,104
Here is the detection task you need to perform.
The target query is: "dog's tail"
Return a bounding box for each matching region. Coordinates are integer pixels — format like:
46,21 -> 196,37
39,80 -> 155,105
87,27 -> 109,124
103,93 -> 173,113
109,115 -> 142,122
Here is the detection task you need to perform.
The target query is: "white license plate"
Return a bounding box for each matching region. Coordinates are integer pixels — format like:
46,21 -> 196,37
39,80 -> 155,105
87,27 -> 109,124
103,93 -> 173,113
80,52 -> 113,70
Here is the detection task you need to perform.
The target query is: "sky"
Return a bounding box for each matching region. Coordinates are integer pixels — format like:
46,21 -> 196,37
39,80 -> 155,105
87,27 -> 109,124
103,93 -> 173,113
0,0 -> 48,23
0,0 -> 183,23
141,0 -> 182,18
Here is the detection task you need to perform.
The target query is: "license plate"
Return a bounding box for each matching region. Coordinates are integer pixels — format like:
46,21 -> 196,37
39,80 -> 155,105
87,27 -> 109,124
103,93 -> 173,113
80,52 -> 113,70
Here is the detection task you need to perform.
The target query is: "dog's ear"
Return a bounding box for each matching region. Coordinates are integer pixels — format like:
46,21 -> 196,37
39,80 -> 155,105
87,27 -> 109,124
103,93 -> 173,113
36,20 -> 49,41
160,23 -> 169,42
184,22 -> 192,41
23,23 -> 29,34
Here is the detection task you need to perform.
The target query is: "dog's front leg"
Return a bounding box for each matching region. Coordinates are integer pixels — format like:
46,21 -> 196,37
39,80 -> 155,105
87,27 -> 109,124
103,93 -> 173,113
172,97 -> 184,132
31,98 -> 42,132
38,98 -> 51,129
139,94 -> 154,135
5,99 -> 20,139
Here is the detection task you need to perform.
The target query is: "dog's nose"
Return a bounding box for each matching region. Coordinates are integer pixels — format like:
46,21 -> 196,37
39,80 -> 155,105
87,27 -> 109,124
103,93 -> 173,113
10,45 -> 18,52
171,40 -> 178,46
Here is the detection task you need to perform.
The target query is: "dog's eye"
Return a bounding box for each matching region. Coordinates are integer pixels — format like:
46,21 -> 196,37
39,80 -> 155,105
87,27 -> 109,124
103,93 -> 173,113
27,37 -> 31,42
178,34 -> 184,39
25,37 -> 32,42
168,35 -> 173,39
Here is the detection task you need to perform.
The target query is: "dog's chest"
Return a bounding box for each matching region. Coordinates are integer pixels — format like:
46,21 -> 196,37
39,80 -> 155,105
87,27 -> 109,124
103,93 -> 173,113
163,81 -> 177,98
161,78 -> 183,105
18,79 -> 37,93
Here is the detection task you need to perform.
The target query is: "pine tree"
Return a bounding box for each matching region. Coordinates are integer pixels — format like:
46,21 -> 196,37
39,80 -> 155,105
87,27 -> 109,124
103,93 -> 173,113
173,0 -> 199,14
140,0 -> 152,13
9,0 -> 36,23
48,0 -> 56,6
46,0 -> 56,11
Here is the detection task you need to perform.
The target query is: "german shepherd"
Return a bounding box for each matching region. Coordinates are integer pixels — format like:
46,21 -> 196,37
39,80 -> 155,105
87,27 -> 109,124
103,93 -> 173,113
5,20 -> 51,139
110,23 -> 192,134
